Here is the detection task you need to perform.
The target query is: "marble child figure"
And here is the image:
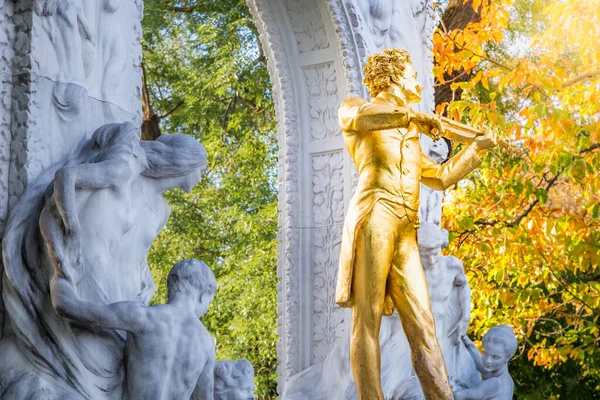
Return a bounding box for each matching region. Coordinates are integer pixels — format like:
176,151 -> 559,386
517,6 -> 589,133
50,259 -> 217,400
454,325 -> 517,400
336,48 -> 499,400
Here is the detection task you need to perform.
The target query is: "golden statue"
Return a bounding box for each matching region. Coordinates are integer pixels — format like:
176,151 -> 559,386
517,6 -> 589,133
336,49 -> 498,400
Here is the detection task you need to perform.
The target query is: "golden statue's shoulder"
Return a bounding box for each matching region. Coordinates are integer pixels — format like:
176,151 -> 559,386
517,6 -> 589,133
340,96 -> 369,110
338,96 -> 370,132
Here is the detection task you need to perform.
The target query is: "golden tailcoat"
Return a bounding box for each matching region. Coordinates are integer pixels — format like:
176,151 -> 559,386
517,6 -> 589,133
335,96 -> 482,309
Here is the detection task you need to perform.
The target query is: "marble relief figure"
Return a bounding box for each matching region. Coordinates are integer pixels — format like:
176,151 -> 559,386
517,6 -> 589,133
355,0 -> 431,53
417,222 -> 481,390
36,0 -> 133,123
0,123 -> 208,399
37,0 -> 127,92
50,258 -> 217,400
38,0 -> 94,85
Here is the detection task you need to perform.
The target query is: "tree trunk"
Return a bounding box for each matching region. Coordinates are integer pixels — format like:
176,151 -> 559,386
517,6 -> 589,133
435,0 -> 482,108
141,62 -> 162,141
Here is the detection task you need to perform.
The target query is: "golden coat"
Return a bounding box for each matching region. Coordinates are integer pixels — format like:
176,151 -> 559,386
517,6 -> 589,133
335,96 -> 482,309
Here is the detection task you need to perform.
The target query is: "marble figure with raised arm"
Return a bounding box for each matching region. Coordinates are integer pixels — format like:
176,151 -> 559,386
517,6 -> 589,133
454,325 -> 517,400
50,258 -> 217,400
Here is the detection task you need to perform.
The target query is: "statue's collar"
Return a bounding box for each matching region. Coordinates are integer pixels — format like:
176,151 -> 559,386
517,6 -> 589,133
372,91 -> 407,107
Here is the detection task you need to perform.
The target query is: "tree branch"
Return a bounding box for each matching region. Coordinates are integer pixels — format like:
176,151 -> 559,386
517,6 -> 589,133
580,143 -> 600,154
437,30 -> 551,101
562,69 -> 600,88
171,6 -> 197,13
474,169 -> 563,228
536,252 -> 600,316
222,95 -> 236,131
141,62 -> 153,120
470,138 -> 600,229
158,100 -> 185,119
233,92 -> 265,114
141,62 -> 162,141
434,69 -> 469,87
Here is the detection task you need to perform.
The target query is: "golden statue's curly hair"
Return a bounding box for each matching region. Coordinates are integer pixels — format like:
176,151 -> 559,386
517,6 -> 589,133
363,48 -> 412,97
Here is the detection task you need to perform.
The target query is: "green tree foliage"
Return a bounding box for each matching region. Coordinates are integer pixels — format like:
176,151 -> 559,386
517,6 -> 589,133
142,1 -> 278,397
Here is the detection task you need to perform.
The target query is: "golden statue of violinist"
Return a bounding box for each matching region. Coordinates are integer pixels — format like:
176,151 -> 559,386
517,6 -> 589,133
336,49 -> 499,400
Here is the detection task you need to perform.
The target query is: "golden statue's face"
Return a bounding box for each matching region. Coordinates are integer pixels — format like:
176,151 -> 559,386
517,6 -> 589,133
388,63 -> 423,105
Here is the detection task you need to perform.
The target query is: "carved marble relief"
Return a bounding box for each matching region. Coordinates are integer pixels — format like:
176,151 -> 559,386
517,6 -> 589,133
0,0 -> 15,231
285,0 -> 330,53
2,1 -> 142,213
246,0 -> 304,385
34,0 -> 142,115
311,151 -> 345,362
326,0 -> 369,97
303,63 -> 341,140
8,2 -> 34,209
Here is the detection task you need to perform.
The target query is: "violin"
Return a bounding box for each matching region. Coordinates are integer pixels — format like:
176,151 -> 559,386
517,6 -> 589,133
438,116 -> 512,151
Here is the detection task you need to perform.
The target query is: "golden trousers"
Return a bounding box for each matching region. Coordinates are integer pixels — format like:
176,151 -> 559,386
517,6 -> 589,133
350,200 -> 453,400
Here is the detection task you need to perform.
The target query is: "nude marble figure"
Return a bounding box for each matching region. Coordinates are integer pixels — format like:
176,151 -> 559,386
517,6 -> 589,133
51,258 -> 217,400
455,326 -> 517,400
418,222 -> 481,389
1,123 -> 207,399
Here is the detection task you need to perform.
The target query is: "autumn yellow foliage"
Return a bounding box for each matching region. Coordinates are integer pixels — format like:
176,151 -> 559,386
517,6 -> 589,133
433,0 -> 600,386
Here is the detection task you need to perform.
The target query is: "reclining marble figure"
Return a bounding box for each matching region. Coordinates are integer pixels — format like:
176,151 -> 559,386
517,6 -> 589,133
50,258 -> 217,400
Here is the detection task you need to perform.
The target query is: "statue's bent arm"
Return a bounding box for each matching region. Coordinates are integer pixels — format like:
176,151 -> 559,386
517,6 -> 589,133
53,159 -> 132,234
456,275 -> 471,329
456,377 -> 501,399
451,260 -> 472,333
420,142 -> 481,191
462,336 -> 490,378
338,96 -> 413,133
191,350 -> 215,400
51,275 -> 146,333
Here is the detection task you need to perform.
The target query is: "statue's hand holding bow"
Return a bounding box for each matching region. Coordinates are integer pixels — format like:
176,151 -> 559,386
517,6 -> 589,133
410,112 -> 444,141
472,125 -> 499,152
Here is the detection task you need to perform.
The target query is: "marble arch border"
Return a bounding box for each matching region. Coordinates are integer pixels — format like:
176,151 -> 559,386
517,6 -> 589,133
245,0 -> 367,392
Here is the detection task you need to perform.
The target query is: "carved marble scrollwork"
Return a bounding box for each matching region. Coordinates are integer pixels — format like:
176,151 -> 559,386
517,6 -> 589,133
311,151 -> 345,362
304,63 -> 341,140
285,0 -> 330,53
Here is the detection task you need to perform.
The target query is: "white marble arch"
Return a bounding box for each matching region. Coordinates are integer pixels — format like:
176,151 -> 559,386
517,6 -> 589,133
245,0 -> 436,394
